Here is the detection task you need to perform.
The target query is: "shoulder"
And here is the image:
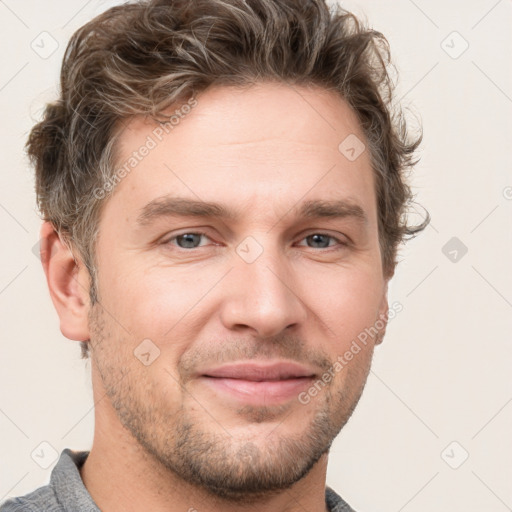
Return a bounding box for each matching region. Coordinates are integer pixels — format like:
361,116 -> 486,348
0,485 -> 63,512
326,485 -> 357,512
0,449 -> 96,512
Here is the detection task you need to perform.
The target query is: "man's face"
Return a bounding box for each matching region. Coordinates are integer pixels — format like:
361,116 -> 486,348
87,82 -> 388,500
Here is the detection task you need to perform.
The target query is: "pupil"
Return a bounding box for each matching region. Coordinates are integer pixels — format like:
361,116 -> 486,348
310,234 -> 329,248
178,233 -> 200,248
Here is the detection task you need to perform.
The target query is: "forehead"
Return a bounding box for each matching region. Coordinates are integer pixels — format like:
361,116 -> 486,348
105,82 -> 376,228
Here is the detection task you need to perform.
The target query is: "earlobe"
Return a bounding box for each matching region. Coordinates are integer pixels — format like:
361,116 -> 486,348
39,221 -> 91,342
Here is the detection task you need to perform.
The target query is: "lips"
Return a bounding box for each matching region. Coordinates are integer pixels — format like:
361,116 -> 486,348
201,361 -> 316,381
198,361 -> 317,404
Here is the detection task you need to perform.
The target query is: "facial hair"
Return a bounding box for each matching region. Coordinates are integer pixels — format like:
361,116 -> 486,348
88,303 -> 375,503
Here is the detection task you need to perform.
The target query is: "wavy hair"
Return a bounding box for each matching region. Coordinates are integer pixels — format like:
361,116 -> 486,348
26,0 -> 428,358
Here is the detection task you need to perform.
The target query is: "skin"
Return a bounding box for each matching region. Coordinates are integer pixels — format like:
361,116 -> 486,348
41,82 -> 389,512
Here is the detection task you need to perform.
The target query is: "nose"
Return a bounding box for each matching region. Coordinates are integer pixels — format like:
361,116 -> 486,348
218,243 -> 308,339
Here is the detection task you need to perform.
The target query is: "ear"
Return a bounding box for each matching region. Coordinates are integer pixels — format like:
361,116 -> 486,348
375,282 -> 389,346
39,221 -> 91,341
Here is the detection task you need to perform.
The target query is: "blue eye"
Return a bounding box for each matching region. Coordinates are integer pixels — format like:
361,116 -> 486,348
169,232 -> 210,249
164,232 -> 346,251
299,234 -> 342,249
296,233 -> 346,249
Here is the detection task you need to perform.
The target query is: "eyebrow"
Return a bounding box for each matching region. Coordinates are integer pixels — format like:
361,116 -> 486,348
136,196 -> 368,226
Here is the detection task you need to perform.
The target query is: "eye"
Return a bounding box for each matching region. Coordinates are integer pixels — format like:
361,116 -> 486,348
162,231 -> 348,251
296,233 -> 347,250
166,232 -> 212,249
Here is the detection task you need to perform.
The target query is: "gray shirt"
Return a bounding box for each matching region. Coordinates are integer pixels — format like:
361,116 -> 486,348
0,449 -> 355,511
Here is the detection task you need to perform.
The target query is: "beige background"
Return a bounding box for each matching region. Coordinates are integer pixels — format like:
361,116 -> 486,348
1,0 -> 511,510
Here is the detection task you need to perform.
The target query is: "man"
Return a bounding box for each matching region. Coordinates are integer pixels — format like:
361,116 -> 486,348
1,0 -> 427,510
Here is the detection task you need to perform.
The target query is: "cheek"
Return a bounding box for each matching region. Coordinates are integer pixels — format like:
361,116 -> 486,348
307,266 -> 384,347
97,245 -> 383,355
101,262 -> 212,349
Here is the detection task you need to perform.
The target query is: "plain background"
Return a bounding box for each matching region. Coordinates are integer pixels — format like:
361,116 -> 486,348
1,1 -> 511,510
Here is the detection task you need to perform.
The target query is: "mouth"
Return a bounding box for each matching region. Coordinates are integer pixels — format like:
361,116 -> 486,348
198,361 -> 317,404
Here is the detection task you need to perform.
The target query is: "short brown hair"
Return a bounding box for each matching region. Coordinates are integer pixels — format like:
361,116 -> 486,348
27,0 -> 428,358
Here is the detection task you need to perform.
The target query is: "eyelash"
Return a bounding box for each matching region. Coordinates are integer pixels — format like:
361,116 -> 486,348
163,231 -> 348,251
